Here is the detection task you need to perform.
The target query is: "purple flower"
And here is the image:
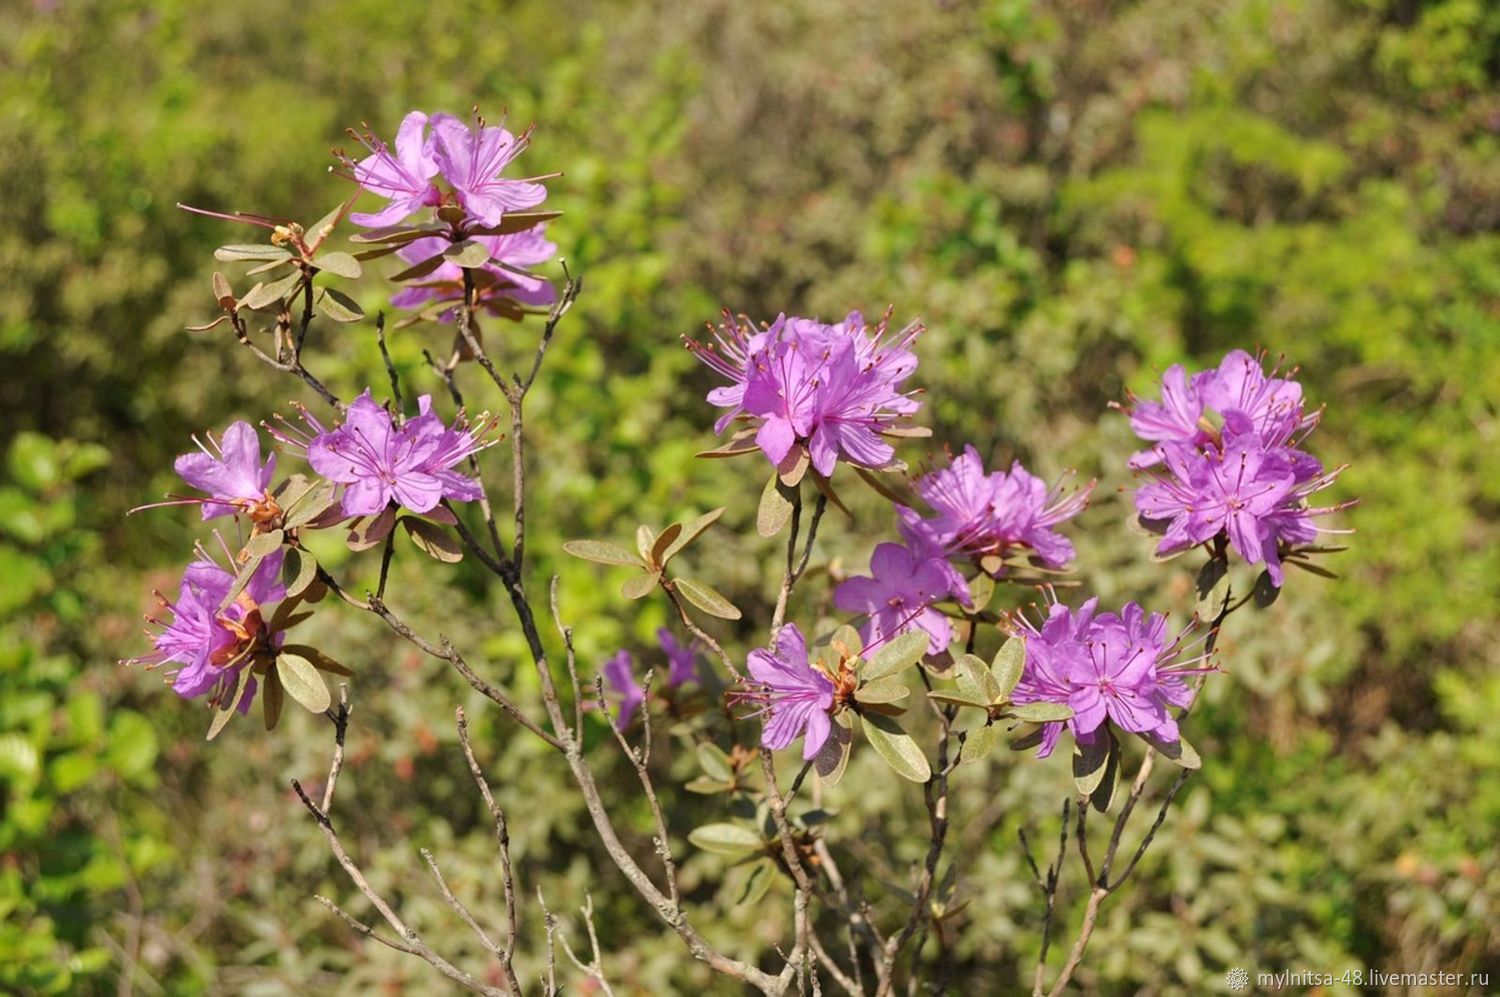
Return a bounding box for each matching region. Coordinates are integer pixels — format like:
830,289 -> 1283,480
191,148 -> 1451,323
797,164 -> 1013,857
738,624 -> 836,760
690,310 -> 924,476
601,650 -> 645,729
1127,350 -> 1314,468
1009,598 -> 1207,758
833,541 -> 955,654
305,390 -> 488,517
1128,351 -> 1349,585
124,550 -> 286,713
902,446 -> 1091,572
1137,418 -> 1343,585
389,227 -> 557,319
169,421 -> 277,520
429,113 -> 548,228
657,628 -> 702,687
346,111 -> 443,228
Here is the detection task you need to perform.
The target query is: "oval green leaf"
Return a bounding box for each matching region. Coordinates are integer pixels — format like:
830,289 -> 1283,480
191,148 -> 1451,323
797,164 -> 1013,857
687,822 -> 763,856
562,539 -> 641,566
862,630 -> 928,682
621,571 -> 660,600
675,577 -> 741,619
276,652 -> 332,714
403,517 -> 463,563
314,251 -> 362,279
756,473 -> 793,538
860,713 -> 931,783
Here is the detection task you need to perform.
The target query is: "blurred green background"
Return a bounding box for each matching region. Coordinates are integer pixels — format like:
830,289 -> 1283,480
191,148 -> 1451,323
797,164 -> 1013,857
2,0 -> 1497,992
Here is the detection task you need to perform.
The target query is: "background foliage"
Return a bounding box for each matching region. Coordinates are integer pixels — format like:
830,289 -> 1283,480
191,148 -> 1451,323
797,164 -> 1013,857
2,0 -> 1496,992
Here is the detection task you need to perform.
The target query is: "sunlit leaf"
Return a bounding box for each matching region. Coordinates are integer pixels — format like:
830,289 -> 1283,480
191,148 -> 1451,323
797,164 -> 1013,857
860,713 -> 931,782
675,577 -> 741,619
621,571 -> 660,600
861,630 -> 928,681
314,251 -> 362,279
276,652 -> 331,713
402,517 -> 463,563
687,822 -> 763,856
757,474 -> 793,538
562,539 -> 641,566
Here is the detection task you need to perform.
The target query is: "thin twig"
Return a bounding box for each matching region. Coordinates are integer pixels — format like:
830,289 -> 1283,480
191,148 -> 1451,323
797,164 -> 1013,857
456,706 -> 522,976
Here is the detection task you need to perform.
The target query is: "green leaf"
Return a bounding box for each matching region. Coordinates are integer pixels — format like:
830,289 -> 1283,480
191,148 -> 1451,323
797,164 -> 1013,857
777,446 -> 810,486
214,244 -> 291,262
926,690 -> 991,709
444,239 -> 493,268
813,722 -> 853,787
685,777 -> 734,795
732,859 -> 775,906
961,723 -> 999,764
240,271 -> 302,310
1197,557 -> 1232,618
860,713 -> 931,783
954,654 -> 995,704
861,630 -> 928,681
348,224 -> 444,245
465,210 -> 563,236
217,551 -> 266,612
206,667 -> 253,741
635,523 -> 656,562
660,507 -> 725,565
1149,733 -> 1203,770
314,251 -> 362,279
315,286 -> 364,323
757,474 -> 794,538
820,624 -> 856,652
675,577 -> 742,619
697,742 -> 734,782
388,250 -> 447,282
687,823 -> 763,856
1010,724 -> 1046,752
991,638 -> 1026,699
245,529 -> 284,557
1252,570 -> 1281,608
1073,730 -> 1120,809
562,539 -> 641,566
284,480 -> 338,529
262,669 -> 284,731
650,522 -> 682,566
854,678 -> 909,704
1006,701 -> 1074,723
347,507 -> 396,551
402,517 -> 463,563
276,652 -> 332,714
621,571 -> 660,599
967,573 -> 995,613
280,643 -> 354,677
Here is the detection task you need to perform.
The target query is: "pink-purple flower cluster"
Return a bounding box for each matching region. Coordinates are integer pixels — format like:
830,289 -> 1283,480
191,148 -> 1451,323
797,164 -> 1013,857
125,548 -> 286,713
902,446 -> 1092,571
600,628 -> 705,729
345,111 -> 549,229
690,310 -> 924,477
1009,598 -> 1211,758
834,541 -> 957,655
833,447 -> 1091,655
272,390 -> 491,518
1129,350 -> 1347,586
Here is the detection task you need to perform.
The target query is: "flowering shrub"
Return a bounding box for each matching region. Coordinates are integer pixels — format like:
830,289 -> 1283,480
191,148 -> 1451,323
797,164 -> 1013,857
121,109 -> 1353,995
